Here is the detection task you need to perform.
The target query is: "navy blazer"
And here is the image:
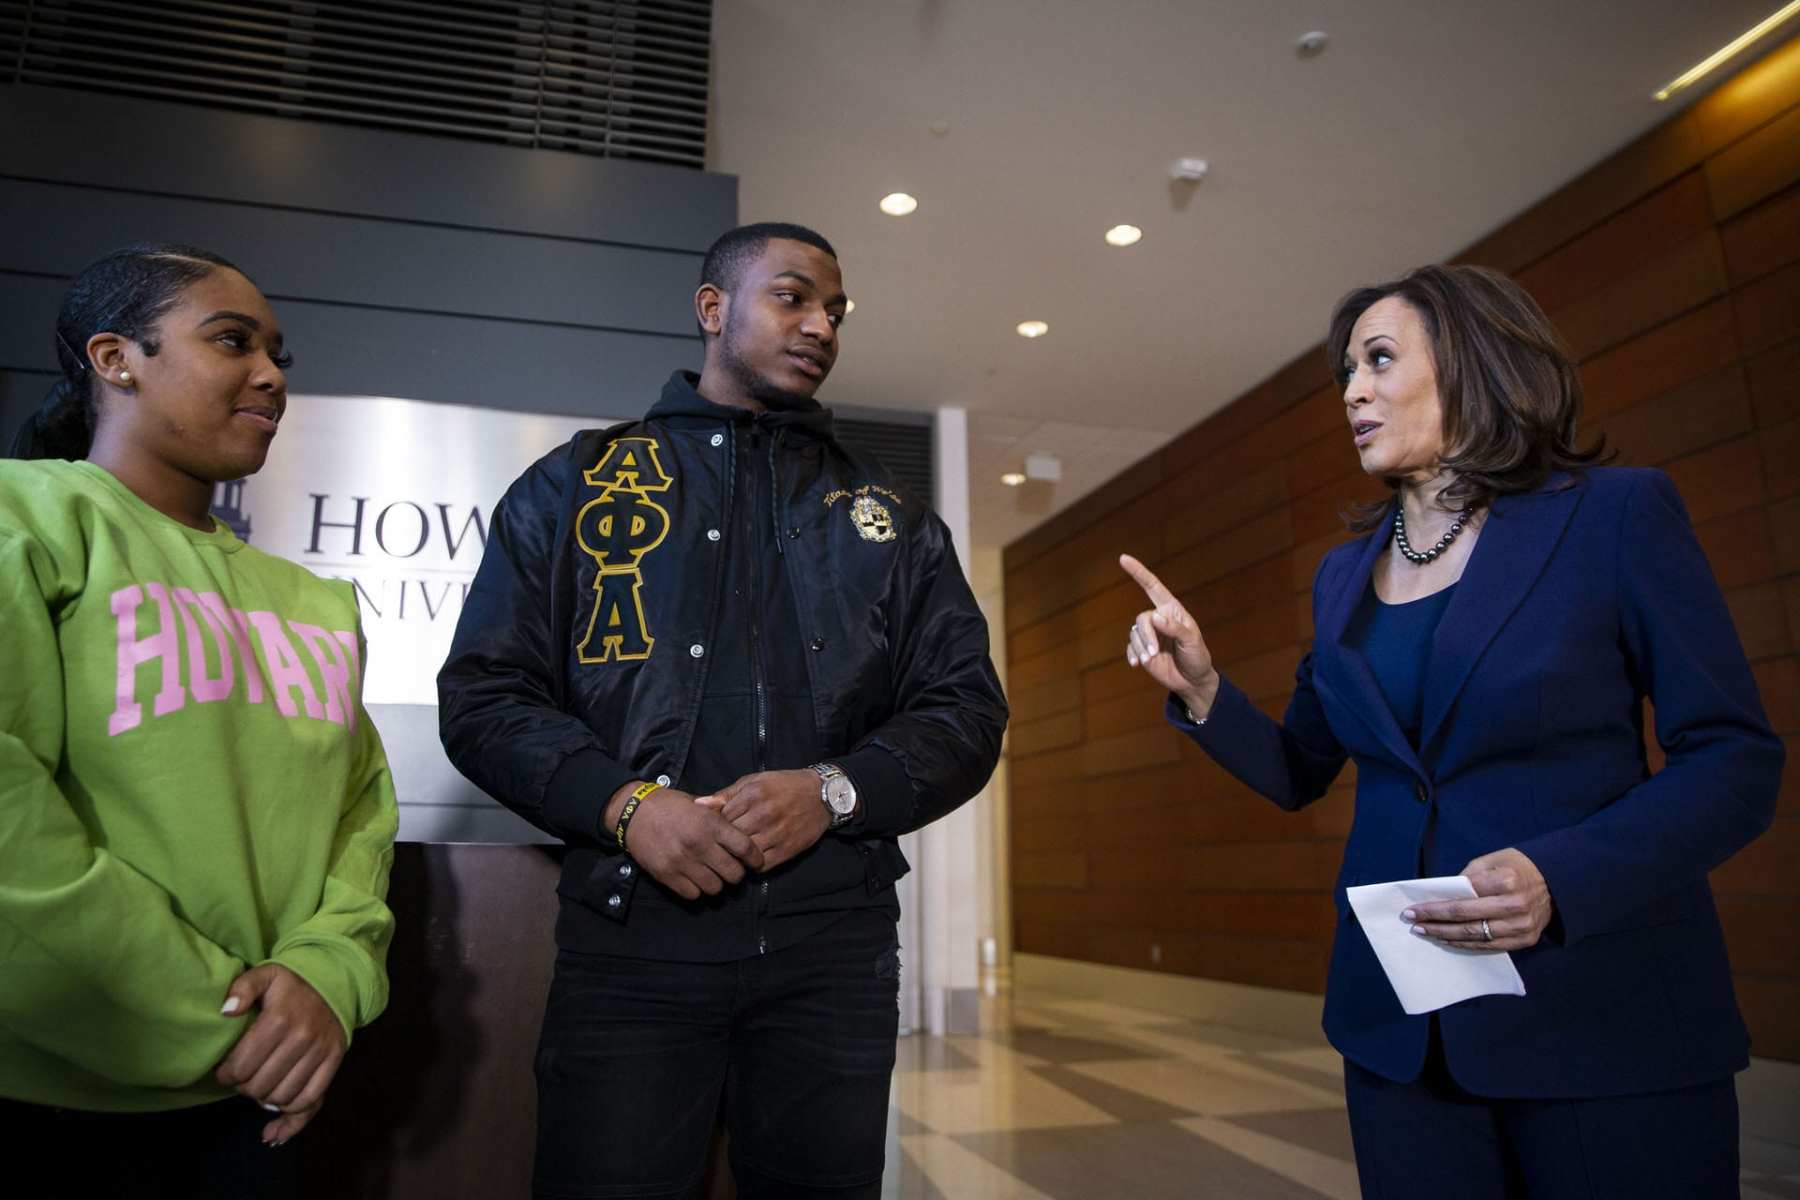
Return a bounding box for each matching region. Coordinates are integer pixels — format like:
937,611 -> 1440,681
1179,467 -> 1780,1098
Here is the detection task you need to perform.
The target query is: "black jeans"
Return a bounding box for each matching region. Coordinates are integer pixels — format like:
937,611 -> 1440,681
533,909 -> 901,1200
3,1096 -> 299,1200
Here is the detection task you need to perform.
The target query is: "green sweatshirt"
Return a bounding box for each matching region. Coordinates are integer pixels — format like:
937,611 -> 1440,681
0,459 -> 398,1112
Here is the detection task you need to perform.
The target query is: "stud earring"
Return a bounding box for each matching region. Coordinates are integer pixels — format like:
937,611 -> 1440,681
118,370 -> 132,385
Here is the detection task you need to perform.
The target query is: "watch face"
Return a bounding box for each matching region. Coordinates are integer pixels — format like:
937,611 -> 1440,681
825,775 -> 857,814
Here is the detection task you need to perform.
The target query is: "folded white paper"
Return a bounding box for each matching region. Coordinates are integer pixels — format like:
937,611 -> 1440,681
1345,876 -> 1527,1015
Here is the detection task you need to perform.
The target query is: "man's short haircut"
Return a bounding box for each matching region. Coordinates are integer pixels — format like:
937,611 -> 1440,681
700,222 -> 837,297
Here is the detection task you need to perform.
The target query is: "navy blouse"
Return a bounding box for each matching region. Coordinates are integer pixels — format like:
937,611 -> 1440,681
1345,581 -> 1458,748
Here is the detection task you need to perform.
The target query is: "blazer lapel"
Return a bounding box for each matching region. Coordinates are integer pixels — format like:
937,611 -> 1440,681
1418,480 -> 1584,754
1318,509 -> 1427,776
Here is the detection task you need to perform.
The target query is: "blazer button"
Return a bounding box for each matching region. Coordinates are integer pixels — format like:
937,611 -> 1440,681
1414,781 -> 1428,802
618,863 -> 633,878
810,637 -> 826,651
606,894 -> 622,909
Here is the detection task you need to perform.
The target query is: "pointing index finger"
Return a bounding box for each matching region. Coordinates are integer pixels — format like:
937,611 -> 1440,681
1119,554 -> 1175,606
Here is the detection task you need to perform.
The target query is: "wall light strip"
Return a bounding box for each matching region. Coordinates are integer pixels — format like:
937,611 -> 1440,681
1653,0 -> 1800,100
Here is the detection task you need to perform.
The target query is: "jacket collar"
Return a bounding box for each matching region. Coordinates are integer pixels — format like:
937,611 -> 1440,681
1318,474 -> 1588,768
648,371 -> 836,442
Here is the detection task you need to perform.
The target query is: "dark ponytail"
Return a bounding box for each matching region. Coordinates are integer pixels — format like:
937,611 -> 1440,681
9,243 -> 243,460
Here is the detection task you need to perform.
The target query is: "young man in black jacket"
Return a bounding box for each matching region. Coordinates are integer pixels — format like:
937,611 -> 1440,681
438,222 -> 1007,1198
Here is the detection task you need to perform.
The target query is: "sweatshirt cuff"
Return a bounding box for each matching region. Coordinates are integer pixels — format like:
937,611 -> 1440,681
545,748 -> 638,846
835,745 -> 914,838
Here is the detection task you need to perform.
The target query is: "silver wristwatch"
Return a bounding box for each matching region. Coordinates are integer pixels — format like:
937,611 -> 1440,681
813,763 -> 858,828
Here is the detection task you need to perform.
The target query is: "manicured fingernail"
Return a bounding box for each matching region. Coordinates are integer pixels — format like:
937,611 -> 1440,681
1400,909 -> 1416,922
1410,925 -> 1428,936
220,997 -> 240,1014
262,1103 -> 281,1112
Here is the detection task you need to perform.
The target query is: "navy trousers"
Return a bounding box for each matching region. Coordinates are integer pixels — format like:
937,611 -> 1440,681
532,909 -> 901,1200
1344,1025 -> 1739,1199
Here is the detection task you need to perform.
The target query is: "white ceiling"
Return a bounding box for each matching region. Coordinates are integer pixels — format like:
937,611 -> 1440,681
710,0 -> 1787,558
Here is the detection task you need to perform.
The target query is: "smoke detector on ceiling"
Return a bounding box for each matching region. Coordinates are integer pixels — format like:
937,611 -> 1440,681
1169,157 -> 1209,183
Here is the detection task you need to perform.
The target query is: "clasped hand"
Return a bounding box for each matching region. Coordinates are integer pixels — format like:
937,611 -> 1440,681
214,963 -> 346,1145
622,770 -> 827,900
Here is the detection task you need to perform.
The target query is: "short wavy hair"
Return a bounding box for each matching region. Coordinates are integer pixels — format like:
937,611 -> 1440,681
1326,263 -> 1609,531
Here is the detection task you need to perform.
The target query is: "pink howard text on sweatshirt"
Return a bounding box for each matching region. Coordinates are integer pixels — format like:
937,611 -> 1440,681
108,581 -> 362,737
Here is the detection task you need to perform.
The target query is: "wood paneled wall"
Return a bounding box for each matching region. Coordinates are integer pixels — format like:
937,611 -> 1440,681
1003,38 -> 1800,1061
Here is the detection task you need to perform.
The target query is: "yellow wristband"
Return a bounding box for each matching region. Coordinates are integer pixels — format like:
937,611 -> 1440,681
614,780 -> 662,850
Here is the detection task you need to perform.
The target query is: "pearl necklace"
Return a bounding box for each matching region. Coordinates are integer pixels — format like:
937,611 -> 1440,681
1393,505 -> 1471,565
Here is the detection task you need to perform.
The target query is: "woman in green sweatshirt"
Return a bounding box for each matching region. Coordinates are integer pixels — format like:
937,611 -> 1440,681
0,244 -> 398,1198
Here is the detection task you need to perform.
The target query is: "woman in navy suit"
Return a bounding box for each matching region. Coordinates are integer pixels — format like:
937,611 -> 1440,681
1121,264 -> 1778,1198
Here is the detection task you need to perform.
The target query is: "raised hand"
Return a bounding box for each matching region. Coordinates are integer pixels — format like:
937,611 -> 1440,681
616,785 -> 767,900
1119,553 -> 1220,717
694,769 -> 830,871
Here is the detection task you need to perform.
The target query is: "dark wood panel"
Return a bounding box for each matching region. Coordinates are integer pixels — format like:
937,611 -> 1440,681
1746,337 -> 1800,427
1580,299 -> 1738,421
1007,674 -> 1084,725
1695,505 -> 1776,588
1551,230 -> 1730,361
1592,364 -> 1751,468
1009,607 -> 1081,664
1514,171 -> 1713,312
1751,657 -> 1800,735
1725,581 -> 1793,661
1732,259 -> 1800,357
1661,431 -> 1765,525
1162,465 -> 1288,554
1012,851 -> 1089,891
1721,183 -> 1800,286
1080,728 -> 1183,777
1715,894 -> 1800,976
1706,101 -> 1800,222
1009,710 -> 1084,758
1735,976 -> 1800,1061
1160,510 -> 1295,594
1709,817 -> 1800,895
1007,746 -> 1086,793
1151,932 -> 1332,993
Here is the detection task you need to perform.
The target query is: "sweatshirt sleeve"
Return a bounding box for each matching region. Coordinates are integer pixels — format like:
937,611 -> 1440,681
0,530 -> 249,1090
268,631 -> 398,1043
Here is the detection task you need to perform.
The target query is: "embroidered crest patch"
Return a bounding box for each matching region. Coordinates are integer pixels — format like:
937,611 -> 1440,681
850,494 -> 897,542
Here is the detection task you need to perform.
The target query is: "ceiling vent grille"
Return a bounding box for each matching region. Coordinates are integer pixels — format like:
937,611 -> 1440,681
0,0 -> 711,167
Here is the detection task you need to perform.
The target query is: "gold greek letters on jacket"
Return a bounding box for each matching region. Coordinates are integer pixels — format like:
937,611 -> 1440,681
575,438 -> 673,663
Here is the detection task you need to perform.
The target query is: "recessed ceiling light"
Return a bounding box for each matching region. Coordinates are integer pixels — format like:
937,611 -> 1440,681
1105,224 -> 1143,247
844,299 -> 855,314
1654,1 -> 1800,100
1296,31 -> 1329,58
1016,321 -> 1049,338
1001,472 -> 1027,487
879,192 -> 919,216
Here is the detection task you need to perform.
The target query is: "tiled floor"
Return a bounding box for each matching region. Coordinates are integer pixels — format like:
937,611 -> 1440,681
879,981 -> 1800,1199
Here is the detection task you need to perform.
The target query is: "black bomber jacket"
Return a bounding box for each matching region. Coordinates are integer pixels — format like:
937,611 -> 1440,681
438,373 -> 1008,940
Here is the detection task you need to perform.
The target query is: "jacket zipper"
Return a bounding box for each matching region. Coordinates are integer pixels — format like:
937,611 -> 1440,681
747,426 -> 771,954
